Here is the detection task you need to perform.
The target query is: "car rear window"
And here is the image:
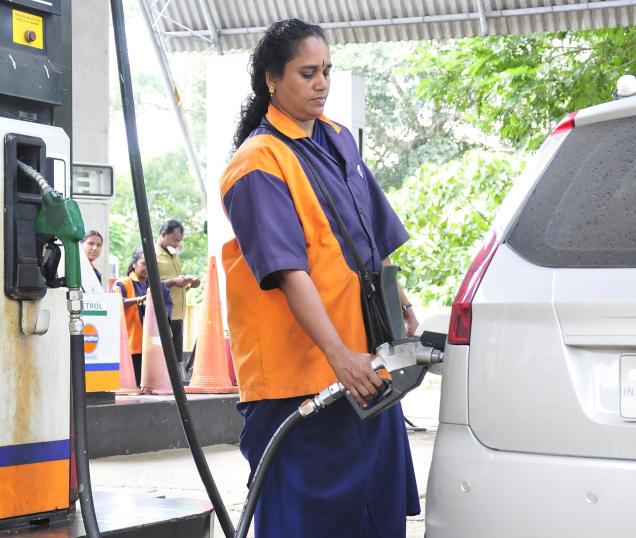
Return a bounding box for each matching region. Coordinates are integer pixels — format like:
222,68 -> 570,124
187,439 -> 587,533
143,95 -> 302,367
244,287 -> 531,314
506,115 -> 636,268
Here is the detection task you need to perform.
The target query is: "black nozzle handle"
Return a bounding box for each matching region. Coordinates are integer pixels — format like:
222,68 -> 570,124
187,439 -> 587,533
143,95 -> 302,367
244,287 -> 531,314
344,363 -> 428,421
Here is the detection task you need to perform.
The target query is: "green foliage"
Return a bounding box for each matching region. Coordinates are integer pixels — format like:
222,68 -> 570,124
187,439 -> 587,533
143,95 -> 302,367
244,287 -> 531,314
331,43 -> 477,189
110,148 -> 207,301
109,24 -> 632,308
413,27 -> 636,150
388,150 -> 527,306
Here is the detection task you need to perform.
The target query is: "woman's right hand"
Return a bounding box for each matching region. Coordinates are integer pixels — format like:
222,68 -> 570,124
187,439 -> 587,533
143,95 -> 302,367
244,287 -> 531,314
326,345 -> 384,407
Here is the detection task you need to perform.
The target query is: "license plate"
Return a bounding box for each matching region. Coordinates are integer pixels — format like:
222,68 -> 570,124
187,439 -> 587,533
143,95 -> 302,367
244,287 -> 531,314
620,354 -> 636,420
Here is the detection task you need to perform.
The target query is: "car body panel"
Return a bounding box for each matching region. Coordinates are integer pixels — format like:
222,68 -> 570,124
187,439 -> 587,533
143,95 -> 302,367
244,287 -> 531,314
438,344 -> 469,425
426,423 -> 636,538
468,244 -> 636,459
428,93 -> 636,537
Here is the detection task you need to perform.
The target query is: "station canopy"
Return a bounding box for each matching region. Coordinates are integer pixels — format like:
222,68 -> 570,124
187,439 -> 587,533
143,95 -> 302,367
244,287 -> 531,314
144,0 -> 636,53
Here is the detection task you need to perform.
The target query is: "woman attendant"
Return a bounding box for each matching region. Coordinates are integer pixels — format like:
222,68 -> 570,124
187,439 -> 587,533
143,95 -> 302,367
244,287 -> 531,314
220,19 -> 420,538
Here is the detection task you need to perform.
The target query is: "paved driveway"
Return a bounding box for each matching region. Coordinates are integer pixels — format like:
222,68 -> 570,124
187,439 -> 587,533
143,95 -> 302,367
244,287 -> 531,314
91,376 -> 441,537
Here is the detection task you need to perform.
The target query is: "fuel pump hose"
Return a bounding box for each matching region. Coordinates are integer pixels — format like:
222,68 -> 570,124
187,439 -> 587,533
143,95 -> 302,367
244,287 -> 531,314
234,410 -> 303,538
110,1 -> 235,536
234,381 -> 347,538
70,331 -> 102,538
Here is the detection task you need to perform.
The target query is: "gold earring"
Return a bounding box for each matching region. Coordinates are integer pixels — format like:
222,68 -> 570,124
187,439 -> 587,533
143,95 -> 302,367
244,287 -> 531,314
268,84 -> 275,97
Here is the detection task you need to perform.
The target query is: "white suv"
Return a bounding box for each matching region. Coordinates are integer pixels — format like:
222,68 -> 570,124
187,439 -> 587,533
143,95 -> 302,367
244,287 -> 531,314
426,95 -> 636,537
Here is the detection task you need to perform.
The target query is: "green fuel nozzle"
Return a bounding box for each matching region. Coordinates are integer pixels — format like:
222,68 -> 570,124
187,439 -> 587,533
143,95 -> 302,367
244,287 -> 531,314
37,190 -> 85,290
17,161 -> 85,290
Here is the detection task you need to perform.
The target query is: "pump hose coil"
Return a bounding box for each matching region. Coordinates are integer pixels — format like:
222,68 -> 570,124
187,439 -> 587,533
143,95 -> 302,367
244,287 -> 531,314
70,332 -> 102,538
110,2 -> 236,536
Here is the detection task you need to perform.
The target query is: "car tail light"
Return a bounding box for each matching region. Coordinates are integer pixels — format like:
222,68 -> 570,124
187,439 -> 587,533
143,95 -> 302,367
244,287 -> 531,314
448,233 -> 499,345
550,111 -> 577,135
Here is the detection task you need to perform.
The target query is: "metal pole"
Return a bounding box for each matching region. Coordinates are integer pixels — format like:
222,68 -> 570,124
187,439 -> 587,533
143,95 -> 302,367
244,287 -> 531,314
476,0 -> 489,36
197,0 -> 223,54
138,0 -> 208,205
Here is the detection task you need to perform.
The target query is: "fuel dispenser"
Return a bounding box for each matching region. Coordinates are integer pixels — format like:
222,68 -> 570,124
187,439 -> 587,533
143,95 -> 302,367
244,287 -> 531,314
0,0 -> 78,530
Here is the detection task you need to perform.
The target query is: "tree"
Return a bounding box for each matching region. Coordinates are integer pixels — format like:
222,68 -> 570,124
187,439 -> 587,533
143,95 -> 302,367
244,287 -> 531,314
412,27 -> 636,151
332,43 -> 478,189
110,149 -> 207,289
388,150 -> 526,306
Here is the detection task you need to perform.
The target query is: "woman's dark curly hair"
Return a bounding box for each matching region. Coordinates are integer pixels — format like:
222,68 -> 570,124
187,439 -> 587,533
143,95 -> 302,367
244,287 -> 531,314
126,247 -> 144,276
232,19 -> 327,150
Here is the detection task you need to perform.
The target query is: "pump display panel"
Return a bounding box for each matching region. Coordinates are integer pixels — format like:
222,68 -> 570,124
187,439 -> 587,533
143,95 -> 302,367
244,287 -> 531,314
72,164 -> 114,198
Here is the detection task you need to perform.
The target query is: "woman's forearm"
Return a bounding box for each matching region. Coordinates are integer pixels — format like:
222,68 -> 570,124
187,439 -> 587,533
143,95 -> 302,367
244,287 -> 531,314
275,269 -> 383,405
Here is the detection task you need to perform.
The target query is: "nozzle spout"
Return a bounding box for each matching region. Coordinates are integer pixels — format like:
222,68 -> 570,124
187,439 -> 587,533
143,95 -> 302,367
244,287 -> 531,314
416,346 -> 444,365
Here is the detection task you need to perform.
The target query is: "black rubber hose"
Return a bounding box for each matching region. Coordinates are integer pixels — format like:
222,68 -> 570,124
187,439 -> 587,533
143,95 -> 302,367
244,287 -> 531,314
109,2 -> 235,536
70,334 -> 101,538
234,410 -> 304,538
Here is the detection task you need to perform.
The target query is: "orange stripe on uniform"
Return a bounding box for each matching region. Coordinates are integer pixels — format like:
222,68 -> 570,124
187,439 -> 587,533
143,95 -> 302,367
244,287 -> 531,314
221,135 -> 291,200
122,276 -> 143,354
221,107 -> 367,402
221,108 -> 341,201
0,459 -> 69,519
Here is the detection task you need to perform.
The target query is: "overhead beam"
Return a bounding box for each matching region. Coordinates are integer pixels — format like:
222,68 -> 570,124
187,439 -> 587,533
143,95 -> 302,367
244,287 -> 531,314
160,0 -> 636,40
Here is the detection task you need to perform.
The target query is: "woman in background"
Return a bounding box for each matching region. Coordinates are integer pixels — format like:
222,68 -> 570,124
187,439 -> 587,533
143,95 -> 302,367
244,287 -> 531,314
81,230 -> 104,284
113,248 -> 172,386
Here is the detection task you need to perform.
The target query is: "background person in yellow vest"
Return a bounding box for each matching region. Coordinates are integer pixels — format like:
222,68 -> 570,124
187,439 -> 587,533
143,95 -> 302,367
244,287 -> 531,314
155,219 -> 200,370
113,248 -> 173,386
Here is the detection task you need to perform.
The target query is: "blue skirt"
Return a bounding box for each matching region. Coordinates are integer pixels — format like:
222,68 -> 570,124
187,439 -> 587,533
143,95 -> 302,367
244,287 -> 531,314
238,396 -> 420,538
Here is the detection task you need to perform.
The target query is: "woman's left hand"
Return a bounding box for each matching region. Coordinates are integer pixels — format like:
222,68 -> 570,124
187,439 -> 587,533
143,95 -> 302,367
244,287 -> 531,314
404,307 -> 419,337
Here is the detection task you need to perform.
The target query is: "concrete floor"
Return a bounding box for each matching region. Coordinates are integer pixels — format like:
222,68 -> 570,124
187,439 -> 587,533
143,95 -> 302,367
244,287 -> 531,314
90,374 -> 441,537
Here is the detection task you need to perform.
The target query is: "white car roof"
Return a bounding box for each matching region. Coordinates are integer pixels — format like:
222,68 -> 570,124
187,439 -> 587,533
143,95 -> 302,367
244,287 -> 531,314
576,94 -> 636,126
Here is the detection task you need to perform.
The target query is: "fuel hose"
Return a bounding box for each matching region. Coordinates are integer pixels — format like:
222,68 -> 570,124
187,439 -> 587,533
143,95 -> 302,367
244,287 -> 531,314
234,410 -> 304,538
70,332 -> 102,538
109,1 -> 236,536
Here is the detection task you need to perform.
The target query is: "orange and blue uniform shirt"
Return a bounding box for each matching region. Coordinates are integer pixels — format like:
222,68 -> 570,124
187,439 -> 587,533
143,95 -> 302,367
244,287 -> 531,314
221,105 -> 419,538
113,274 -> 172,354
221,104 -> 409,402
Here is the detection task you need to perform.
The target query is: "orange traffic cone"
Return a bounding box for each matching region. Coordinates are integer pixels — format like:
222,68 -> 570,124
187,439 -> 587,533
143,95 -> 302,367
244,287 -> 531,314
112,287 -> 139,394
186,256 -> 238,394
140,291 -> 173,395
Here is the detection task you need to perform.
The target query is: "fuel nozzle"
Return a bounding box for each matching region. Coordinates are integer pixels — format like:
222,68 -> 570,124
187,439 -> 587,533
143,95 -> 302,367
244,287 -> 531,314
17,160 -> 85,290
298,335 -> 446,421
